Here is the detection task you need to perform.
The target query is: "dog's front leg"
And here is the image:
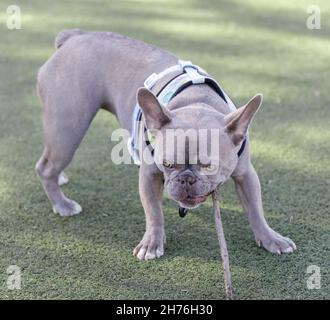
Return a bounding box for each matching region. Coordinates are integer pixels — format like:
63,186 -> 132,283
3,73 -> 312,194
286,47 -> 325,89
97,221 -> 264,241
233,164 -> 296,254
133,164 -> 166,260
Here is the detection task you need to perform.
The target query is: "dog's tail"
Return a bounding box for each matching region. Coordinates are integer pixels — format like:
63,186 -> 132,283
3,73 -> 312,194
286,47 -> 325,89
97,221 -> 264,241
55,28 -> 84,49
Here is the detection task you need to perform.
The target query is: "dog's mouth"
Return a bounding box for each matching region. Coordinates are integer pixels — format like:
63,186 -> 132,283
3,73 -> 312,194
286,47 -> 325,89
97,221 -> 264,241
177,191 -> 212,209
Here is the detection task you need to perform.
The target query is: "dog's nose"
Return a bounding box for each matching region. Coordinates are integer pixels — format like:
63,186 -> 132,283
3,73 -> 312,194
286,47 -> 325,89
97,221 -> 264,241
177,173 -> 196,186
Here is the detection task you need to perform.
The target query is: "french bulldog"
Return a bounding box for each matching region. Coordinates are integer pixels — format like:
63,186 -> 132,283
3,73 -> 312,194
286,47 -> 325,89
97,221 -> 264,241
36,29 -> 296,260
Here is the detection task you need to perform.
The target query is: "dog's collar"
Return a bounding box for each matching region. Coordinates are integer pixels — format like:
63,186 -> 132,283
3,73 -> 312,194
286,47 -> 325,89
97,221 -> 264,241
128,60 -> 246,165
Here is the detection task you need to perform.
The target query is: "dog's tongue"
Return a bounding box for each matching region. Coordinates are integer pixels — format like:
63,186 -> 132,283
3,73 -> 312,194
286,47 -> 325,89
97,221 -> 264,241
179,192 -> 214,217
195,195 -> 208,203
194,192 -> 213,204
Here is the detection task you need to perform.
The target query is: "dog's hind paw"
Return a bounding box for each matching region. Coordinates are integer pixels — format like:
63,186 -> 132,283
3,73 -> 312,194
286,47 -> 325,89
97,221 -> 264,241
53,198 -> 82,217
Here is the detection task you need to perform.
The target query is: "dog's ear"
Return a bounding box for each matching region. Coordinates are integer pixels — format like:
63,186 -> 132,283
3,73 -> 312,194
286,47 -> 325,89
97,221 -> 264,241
137,87 -> 172,130
224,94 -> 263,145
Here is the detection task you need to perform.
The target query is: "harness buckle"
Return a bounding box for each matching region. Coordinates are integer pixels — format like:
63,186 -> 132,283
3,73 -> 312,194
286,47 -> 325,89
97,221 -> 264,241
178,59 -> 194,69
185,67 -> 205,84
144,73 -> 158,89
179,59 -> 207,74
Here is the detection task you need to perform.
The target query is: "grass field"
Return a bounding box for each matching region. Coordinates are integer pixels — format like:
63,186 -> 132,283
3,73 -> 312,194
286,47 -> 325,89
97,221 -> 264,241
0,0 -> 329,299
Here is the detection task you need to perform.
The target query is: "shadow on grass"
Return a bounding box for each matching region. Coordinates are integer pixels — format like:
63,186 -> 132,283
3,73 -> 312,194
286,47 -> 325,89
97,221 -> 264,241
0,109 -> 328,299
190,0 -> 330,40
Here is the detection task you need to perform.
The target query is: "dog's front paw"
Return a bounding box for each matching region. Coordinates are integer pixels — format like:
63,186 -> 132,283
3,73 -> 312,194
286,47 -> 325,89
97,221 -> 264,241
52,197 -> 82,216
255,227 -> 296,254
133,227 -> 165,260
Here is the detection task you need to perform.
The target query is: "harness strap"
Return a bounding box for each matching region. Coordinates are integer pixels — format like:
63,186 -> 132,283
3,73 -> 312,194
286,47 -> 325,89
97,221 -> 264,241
128,60 -> 246,165
237,139 -> 246,157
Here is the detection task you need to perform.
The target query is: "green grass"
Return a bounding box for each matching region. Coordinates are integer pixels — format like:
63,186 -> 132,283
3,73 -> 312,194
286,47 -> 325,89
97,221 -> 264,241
0,0 -> 329,299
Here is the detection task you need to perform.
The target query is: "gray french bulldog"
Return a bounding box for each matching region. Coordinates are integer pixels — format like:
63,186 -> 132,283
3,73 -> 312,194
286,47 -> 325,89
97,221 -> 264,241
36,29 -> 296,260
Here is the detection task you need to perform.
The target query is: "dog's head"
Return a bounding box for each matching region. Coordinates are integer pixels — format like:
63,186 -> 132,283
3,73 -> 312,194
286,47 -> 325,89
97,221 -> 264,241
137,88 -> 262,209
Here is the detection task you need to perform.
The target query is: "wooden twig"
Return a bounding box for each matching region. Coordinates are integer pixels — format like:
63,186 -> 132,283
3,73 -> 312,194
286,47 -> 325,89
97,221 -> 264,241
212,188 -> 234,300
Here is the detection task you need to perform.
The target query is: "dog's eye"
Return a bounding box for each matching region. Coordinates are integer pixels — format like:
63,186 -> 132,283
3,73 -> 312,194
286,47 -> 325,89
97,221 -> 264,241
202,164 -> 216,172
163,160 -> 173,168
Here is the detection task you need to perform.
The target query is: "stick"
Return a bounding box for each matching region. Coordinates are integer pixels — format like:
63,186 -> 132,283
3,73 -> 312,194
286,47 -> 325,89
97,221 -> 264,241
212,188 -> 234,300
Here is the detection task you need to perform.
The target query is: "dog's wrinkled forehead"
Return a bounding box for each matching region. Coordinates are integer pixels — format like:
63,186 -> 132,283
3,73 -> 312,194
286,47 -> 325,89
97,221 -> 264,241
149,107 -> 230,165
170,104 -> 224,128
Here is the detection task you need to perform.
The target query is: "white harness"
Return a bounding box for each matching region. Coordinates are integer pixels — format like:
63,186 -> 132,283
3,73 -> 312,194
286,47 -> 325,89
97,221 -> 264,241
128,60 -> 237,165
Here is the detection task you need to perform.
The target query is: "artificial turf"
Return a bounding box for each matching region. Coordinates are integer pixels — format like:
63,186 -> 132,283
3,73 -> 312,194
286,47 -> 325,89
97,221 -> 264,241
0,0 -> 329,299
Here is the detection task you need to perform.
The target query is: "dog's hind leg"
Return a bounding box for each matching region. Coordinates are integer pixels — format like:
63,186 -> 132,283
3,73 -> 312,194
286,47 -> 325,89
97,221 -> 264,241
58,172 -> 69,186
36,147 -> 82,216
35,90 -> 99,216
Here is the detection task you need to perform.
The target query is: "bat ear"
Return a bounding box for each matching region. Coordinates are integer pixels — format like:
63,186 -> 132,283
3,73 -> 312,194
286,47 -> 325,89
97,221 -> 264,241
137,88 -> 172,130
224,94 -> 263,145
